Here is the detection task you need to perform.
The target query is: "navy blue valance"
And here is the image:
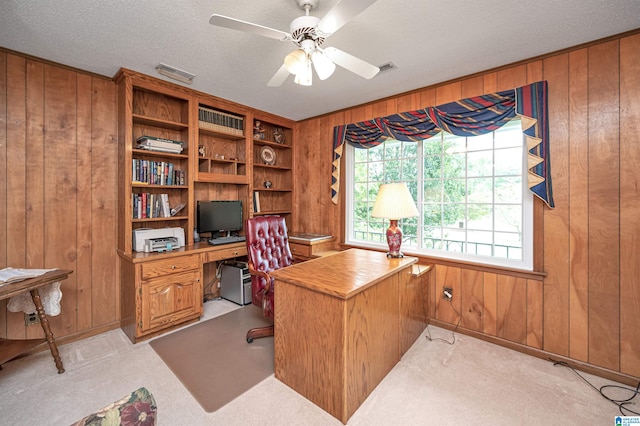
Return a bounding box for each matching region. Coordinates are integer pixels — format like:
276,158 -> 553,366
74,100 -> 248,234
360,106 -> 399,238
332,81 -> 553,208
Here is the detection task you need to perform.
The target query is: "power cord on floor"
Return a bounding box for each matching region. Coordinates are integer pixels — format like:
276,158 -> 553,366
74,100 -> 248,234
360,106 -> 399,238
425,297 -> 462,345
203,261 -> 225,302
551,359 -> 640,416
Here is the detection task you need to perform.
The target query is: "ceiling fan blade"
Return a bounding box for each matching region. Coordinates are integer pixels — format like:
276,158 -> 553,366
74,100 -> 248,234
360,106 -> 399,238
267,64 -> 291,87
324,47 -> 379,80
317,0 -> 379,36
209,14 -> 291,41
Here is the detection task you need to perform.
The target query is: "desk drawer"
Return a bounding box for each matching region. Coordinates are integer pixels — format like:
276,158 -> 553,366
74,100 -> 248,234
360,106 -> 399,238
289,243 -> 311,258
204,245 -> 247,263
141,254 -> 200,280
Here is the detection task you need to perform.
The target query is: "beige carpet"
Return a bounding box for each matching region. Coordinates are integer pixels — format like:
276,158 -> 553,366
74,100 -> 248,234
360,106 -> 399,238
149,304 -> 273,412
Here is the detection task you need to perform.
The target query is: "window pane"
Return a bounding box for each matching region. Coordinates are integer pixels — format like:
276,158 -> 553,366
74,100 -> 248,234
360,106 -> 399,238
467,204 -> 493,230
443,178 -> 466,202
368,161 -> 384,182
495,176 -> 522,203
424,155 -> 442,179
467,132 -> 493,151
346,118 -> 530,269
467,177 -> 493,203
494,205 -> 521,232
467,150 -> 493,177
495,147 -> 522,175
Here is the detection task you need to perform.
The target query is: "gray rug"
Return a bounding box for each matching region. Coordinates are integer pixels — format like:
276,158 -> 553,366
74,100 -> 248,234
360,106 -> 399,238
149,305 -> 273,412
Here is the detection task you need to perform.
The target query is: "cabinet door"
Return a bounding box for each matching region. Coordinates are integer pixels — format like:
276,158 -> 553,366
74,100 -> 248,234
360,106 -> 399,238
141,270 -> 202,332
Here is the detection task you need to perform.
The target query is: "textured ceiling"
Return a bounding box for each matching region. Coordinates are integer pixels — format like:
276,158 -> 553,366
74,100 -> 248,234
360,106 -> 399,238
1,0 -> 640,121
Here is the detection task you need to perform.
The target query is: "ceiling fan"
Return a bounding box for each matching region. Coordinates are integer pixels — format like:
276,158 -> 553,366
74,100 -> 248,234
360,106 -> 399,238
209,0 -> 380,87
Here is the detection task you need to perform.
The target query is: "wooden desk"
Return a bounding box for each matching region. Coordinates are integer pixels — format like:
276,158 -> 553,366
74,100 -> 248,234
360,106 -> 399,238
272,249 -> 417,424
0,269 -> 73,373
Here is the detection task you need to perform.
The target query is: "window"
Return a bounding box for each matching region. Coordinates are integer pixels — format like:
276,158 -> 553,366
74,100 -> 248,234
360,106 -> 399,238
345,119 -> 533,270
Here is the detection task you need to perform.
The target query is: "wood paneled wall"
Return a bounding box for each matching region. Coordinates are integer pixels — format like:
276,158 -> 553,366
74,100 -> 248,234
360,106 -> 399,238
0,51 -> 119,342
295,32 -> 640,382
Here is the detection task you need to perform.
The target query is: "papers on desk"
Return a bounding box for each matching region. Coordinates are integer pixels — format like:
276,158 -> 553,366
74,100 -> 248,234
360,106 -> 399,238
0,267 -> 56,285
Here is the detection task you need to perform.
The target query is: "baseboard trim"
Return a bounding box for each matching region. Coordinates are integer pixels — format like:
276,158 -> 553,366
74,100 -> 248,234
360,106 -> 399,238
428,318 -> 639,387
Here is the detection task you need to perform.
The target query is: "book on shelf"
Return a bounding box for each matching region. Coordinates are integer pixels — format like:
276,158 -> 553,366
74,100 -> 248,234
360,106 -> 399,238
136,135 -> 184,153
131,193 -> 174,219
253,191 -> 261,213
198,106 -> 244,136
131,159 -> 183,186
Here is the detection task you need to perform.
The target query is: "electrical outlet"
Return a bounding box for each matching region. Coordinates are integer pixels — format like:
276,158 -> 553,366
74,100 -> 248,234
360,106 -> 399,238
442,287 -> 453,301
24,312 -> 40,326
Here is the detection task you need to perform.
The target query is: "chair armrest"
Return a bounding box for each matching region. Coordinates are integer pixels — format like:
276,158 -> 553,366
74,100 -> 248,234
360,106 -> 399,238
248,266 -> 274,292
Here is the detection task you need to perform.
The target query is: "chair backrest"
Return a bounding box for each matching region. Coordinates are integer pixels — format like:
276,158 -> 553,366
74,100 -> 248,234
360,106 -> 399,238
244,215 -> 293,316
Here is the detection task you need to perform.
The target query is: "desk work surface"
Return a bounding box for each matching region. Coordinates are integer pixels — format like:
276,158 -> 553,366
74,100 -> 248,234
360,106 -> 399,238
271,248 -> 416,299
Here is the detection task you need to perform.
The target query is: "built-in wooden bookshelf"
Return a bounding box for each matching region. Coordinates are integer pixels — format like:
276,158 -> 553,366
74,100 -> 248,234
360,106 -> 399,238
251,116 -> 294,226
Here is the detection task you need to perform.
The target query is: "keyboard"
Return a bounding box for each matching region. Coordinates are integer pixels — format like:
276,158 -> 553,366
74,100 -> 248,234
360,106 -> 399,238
208,236 -> 246,246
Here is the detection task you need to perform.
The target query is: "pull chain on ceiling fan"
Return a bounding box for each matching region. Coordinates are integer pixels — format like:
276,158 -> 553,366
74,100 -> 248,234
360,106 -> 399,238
209,0 -> 380,87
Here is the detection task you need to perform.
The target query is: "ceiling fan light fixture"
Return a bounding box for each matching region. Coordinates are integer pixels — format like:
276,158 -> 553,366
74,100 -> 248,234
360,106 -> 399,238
311,50 -> 335,80
284,49 -> 307,75
294,60 -> 313,86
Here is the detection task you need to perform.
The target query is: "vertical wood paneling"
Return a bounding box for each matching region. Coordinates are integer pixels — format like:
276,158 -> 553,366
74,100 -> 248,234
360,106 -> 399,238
76,73 -> 93,330
435,82 -> 461,105
44,65 -> 78,336
0,52 -> 7,339
542,53 -> 571,357
587,40 -> 620,371
526,279 -> 543,349
460,269 -> 483,331
496,275 -> 527,344
568,48 -> 590,362
482,272 -> 497,336
6,54 -> 27,340
24,60 -> 46,340
496,65 -> 527,91
460,76 -> 484,99
434,265 -> 460,324
619,33 -> 640,377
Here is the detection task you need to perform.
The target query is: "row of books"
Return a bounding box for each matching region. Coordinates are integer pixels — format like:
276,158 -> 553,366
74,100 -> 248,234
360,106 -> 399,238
132,159 -> 185,186
132,193 -> 171,219
198,106 -> 244,135
136,135 -> 184,154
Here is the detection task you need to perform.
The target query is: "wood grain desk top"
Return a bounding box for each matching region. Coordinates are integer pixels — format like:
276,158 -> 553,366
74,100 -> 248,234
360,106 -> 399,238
0,269 -> 73,300
271,248 -> 417,299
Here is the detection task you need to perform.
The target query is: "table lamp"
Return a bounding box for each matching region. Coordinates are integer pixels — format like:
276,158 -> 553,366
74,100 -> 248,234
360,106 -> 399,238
371,183 -> 419,258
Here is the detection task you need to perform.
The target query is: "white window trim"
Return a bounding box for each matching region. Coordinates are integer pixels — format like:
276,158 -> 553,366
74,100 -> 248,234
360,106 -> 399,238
344,138 -> 534,271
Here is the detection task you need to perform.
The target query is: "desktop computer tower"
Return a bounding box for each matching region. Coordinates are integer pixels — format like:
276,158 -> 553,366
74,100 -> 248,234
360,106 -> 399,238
220,261 -> 252,305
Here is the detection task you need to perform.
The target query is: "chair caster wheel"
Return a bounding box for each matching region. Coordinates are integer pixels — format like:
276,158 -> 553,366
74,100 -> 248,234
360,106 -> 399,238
247,337 -> 253,343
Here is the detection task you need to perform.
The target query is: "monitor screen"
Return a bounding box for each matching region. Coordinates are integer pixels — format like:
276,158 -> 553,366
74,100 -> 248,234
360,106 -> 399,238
197,200 -> 243,235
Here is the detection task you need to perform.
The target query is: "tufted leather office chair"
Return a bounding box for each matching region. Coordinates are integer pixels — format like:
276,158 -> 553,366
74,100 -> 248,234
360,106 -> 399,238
244,215 -> 297,343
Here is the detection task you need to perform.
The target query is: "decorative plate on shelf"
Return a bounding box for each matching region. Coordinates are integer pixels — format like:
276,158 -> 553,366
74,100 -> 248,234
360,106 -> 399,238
260,146 -> 276,165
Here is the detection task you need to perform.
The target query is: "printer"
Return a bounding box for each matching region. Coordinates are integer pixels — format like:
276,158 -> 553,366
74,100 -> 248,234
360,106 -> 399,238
132,227 -> 186,252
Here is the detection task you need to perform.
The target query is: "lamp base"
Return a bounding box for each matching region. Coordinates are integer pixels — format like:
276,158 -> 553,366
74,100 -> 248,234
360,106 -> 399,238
386,251 -> 404,258
385,219 -> 404,258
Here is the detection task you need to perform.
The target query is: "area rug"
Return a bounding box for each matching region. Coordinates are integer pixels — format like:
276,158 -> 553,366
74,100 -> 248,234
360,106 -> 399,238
149,305 -> 273,412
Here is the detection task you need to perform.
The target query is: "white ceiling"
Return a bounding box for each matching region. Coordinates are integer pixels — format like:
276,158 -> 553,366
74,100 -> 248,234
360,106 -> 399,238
1,0 -> 640,121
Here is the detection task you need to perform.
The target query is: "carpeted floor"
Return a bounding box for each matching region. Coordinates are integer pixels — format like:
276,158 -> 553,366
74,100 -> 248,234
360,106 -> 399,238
150,304 -> 273,412
0,299 -> 636,425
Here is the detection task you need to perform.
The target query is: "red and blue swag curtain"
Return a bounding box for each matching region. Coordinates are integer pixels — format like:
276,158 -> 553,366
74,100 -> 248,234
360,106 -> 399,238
332,80 -> 554,208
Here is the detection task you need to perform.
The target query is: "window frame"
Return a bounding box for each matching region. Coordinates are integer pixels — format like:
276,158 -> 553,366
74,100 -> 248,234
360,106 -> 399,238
344,126 -> 535,271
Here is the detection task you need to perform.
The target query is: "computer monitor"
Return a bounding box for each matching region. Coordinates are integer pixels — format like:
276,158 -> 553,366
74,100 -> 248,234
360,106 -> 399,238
197,200 -> 242,237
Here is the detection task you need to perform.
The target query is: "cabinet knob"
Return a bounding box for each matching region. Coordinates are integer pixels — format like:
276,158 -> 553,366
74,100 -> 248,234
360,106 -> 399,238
171,265 -> 176,269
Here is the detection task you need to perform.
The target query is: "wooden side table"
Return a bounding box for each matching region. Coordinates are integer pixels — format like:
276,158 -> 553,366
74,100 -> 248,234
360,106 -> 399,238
0,269 -> 73,373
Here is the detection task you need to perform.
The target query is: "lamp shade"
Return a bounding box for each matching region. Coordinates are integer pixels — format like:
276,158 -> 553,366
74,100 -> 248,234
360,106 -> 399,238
371,183 -> 419,219
284,49 -> 307,75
